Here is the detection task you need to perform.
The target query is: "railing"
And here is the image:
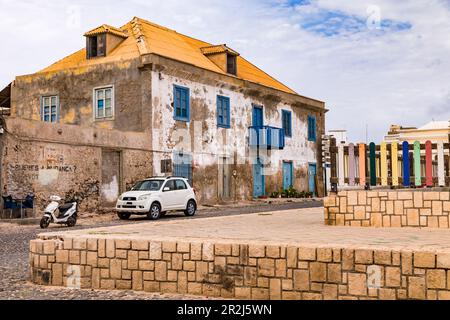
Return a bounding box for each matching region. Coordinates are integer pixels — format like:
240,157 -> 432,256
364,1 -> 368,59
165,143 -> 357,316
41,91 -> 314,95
249,126 -> 285,150
328,139 -> 450,188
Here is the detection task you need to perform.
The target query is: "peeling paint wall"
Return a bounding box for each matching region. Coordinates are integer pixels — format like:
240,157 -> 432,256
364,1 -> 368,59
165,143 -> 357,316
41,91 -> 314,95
5,58 -> 154,213
150,57 -> 325,204
5,53 -> 325,213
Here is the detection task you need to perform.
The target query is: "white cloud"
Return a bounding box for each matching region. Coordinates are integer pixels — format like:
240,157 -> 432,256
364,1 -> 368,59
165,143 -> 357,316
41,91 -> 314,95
1,0 -> 450,142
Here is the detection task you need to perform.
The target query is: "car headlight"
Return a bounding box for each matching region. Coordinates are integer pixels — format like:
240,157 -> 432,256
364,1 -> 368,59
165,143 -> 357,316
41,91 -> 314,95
138,195 -> 149,201
119,196 -> 124,201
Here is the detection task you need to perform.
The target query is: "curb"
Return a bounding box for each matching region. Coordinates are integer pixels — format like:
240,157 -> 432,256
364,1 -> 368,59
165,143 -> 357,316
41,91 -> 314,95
0,217 -> 40,225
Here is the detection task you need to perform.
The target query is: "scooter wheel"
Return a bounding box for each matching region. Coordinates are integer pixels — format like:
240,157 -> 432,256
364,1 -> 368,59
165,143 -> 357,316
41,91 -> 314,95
67,216 -> 77,228
40,217 -> 50,229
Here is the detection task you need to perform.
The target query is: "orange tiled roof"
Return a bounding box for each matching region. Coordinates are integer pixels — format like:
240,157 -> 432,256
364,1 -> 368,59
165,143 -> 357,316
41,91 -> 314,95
84,24 -> 128,38
39,17 -> 297,95
201,44 -> 239,56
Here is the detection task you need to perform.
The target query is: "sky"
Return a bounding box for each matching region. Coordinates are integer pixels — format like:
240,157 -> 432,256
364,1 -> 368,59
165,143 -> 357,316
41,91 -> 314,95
1,0 -> 450,142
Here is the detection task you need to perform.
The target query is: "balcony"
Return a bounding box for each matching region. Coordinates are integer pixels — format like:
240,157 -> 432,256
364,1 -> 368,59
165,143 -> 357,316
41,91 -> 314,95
249,126 -> 285,150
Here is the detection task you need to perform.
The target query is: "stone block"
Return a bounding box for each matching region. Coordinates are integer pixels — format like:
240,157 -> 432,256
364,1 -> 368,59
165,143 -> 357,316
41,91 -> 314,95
249,245 -> 265,258
388,216 -> 399,228
110,259 -> 122,279
269,279 -> 281,300
394,201 -> 404,215
427,269 -> 446,289
286,247 -> 298,268
439,216 -> 449,228
132,271 -> 143,291
139,260 -> 155,271
235,287 -> 251,299
414,252 -> 436,268
298,247 -> 316,261
408,277 -> 426,299
155,261 -> 167,281
348,192 -> 358,205
355,250 -> 373,264
144,281 -> 160,293
428,216 -> 439,228
317,248 -> 332,262
407,209 -> 420,226
379,288 -> 396,300
348,273 -> 367,296
191,243 -> 202,261
414,192 -> 423,207
275,259 -> 287,278
293,269 -> 309,291
162,242 -> 177,253
86,251 -> 98,267
252,288 -> 269,300
437,253 -> 450,268
266,246 -> 280,258
310,262 -> 327,282
385,267 -> 401,287
342,249 -> 354,271
100,279 -> 115,290
149,242 -> 162,260
106,240 -> 115,258
424,192 -> 440,201
258,258 -> 275,277
55,250 -> 69,263
327,264 -> 342,283
202,243 -> 214,261
371,212 -> 382,227
215,244 -> 232,256
354,206 -> 366,220
432,201 -> 443,216
132,240 -> 149,251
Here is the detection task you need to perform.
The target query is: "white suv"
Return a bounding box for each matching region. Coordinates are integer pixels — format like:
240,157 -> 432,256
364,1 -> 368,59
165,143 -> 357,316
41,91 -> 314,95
115,177 -> 197,220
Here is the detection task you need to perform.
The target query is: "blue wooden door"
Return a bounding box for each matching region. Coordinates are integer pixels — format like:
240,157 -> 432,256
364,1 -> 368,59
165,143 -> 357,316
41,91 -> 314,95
173,152 -> 193,186
308,163 -> 317,196
283,162 -> 293,190
252,105 -> 263,127
253,158 -> 265,198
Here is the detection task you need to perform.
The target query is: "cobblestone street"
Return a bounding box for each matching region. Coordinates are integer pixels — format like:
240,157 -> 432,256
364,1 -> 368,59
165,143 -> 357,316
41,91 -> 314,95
0,201 -> 321,300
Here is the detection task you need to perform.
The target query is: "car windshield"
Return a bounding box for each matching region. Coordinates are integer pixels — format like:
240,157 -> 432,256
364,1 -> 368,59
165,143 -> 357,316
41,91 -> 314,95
131,180 -> 164,191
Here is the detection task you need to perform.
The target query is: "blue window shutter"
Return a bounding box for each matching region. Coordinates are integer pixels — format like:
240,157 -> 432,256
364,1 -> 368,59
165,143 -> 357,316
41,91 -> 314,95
174,85 -> 190,122
217,96 -> 230,128
307,115 -> 316,142
282,110 -> 292,137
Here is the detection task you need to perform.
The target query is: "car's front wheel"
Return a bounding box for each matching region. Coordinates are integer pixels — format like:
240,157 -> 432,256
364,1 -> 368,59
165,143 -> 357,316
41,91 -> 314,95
185,200 -> 197,217
148,203 -> 161,220
117,212 -> 131,220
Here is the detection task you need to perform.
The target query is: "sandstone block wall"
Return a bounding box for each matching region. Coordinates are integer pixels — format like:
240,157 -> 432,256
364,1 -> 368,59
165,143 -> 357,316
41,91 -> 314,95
324,190 -> 450,228
29,237 -> 450,300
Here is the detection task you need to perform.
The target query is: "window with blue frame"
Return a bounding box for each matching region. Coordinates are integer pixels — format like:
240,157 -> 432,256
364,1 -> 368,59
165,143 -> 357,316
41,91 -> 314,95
95,87 -> 113,119
308,115 -> 317,142
217,95 -> 230,128
173,85 -> 190,122
41,96 -> 59,123
282,110 -> 292,137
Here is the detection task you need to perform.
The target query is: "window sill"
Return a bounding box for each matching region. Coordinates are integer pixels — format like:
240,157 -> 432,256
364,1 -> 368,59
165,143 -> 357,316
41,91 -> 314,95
94,117 -> 115,122
174,117 -> 190,122
217,124 -> 231,129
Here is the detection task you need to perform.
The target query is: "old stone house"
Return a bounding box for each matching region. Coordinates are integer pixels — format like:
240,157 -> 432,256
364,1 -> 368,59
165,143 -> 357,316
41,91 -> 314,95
0,17 -> 326,213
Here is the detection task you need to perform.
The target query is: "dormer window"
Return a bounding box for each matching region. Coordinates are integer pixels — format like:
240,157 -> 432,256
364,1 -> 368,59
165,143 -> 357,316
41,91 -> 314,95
87,34 -> 106,59
201,44 -> 240,76
227,54 -> 237,75
84,24 -> 128,60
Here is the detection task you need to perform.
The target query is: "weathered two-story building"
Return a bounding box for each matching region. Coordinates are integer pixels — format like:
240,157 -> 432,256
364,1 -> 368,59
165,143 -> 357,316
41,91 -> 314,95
0,17 -> 326,212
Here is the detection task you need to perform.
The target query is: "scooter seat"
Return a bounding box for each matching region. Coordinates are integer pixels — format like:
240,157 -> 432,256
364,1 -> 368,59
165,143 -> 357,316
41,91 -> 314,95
59,203 -> 73,211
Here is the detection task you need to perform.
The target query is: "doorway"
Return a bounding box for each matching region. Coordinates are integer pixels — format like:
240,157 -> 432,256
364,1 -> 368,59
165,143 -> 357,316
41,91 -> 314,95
283,161 -> 293,191
308,163 -> 317,197
101,150 -> 122,207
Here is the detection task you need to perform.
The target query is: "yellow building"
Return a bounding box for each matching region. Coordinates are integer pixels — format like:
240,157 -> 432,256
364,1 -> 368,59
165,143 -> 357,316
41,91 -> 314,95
384,121 -> 450,144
